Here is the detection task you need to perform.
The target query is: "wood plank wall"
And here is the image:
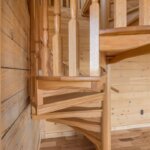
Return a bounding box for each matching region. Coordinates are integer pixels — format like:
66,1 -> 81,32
1,0 -> 40,149
41,6 -> 150,139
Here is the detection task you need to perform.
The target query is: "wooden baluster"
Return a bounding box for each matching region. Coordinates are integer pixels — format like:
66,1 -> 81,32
35,0 -> 40,75
90,0 -> 100,76
139,0 -> 150,25
41,0 -> 49,76
114,0 -> 127,27
100,0 -> 109,29
69,0 -> 79,76
52,0 -> 62,76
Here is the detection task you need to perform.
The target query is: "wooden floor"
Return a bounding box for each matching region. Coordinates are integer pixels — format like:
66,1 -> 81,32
40,127 -> 150,150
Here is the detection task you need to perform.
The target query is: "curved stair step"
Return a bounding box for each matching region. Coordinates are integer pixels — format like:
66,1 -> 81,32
37,93 -> 104,114
47,118 -> 101,133
33,109 -> 102,120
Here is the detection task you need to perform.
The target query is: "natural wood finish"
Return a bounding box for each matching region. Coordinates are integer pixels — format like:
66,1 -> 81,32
69,0 -> 79,76
40,127 -> 150,150
114,0 -> 127,27
41,0 -> 49,75
102,65 -> 111,150
52,0 -> 62,76
100,33 -> 150,53
90,0 -> 100,76
37,93 -> 104,114
33,109 -> 102,120
139,0 -> 150,25
48,118 -> 101,133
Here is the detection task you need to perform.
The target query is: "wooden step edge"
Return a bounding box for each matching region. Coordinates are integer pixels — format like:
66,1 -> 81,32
32,109 -> 102,120
37,93 -> 104,114
36,76 -> 105,82
47,118 -> 101,133
100,25 -> 150,36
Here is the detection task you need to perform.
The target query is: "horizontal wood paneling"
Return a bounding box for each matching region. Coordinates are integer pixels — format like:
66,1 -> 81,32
1,69 -> 28,102
1,0 -> 40,149
2,105 -> 40,150
1,89 -> 28,135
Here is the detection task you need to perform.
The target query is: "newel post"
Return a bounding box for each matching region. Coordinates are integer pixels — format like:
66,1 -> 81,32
69,0 -> 79,76
90,0 -> 100,76
52,0 -> 62,76
41,0 -> 49,76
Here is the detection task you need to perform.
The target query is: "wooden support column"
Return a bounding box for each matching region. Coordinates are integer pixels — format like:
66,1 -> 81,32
69,0 -> 79,76
41,0 -> 49,76
114,0 -> 127,27
90,0 -> 100,76
139,0 -> 150,25
52,0 -> 62,76
102,64 -> 111,150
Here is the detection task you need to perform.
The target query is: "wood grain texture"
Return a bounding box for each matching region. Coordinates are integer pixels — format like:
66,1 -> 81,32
40,127 -> 150,150
1,0 -> 40,150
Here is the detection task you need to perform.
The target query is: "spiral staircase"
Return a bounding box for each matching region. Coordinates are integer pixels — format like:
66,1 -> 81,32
30,0 -> 150,149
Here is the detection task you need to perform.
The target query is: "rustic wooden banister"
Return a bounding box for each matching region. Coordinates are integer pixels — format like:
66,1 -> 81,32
52,0 -> 62,76
90,0 -> 100,76
41,0 -> 49,76
69,0 -> 79,76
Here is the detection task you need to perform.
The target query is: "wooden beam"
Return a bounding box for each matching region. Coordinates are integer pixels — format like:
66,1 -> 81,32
90,0 -> 100,76
52,0 -> 62,76
139,0 -> 150,25
37,93 -> 104,114
41,0 -> 49,76
114,0 -> 127,27
69,0 -> 79,76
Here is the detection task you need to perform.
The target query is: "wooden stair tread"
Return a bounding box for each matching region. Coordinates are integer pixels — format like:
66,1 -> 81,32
100,26 -> 150,36
100,26 -> 150,61
37,76 -> 102,82
33,109 -> 102,120
43,92 -> 99,104
37,93 -> 104,114
47,118 -> 101,133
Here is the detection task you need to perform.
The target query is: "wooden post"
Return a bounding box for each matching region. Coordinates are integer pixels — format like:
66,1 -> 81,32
100,0 -> 108,29
114,0 -> 127,27
102,64 -> 111,150
90,0 -> 100,76
41,0 -> 49,76
52,0 -> 62,76
69,0 -> 79,76
139,0 -> 150,25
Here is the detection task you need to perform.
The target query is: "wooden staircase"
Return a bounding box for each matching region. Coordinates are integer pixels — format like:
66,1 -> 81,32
33,76 -> 105,149
30,0 -> 150,150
